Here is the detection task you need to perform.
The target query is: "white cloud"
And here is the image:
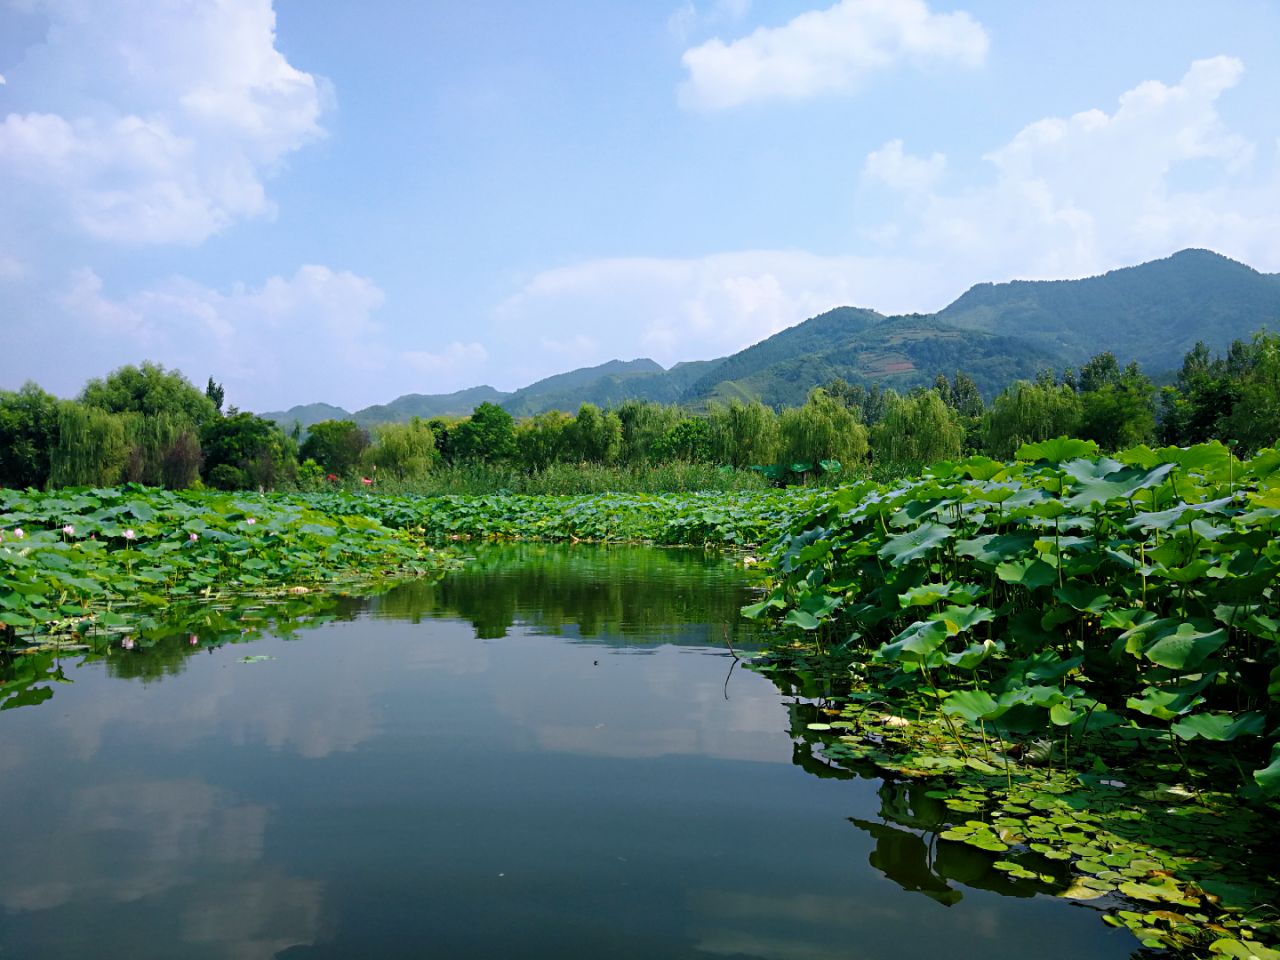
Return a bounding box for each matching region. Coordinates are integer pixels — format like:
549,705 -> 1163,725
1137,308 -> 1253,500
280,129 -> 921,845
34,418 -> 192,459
0,0 -> 328,244
404,342 -> 490,374
47,265 -> 388,410
679,0 -> 987,110
35,264 -> 503,409
863,138 -> 946,193
668,0 -> 752,45
859,55 -> 1280,281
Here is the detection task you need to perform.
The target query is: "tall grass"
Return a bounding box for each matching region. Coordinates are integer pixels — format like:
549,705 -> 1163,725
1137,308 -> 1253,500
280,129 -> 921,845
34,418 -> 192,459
347,461 -> 773,496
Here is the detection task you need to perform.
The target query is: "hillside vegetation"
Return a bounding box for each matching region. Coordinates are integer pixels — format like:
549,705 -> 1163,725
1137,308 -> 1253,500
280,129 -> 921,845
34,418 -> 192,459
260,248 -> 1279,427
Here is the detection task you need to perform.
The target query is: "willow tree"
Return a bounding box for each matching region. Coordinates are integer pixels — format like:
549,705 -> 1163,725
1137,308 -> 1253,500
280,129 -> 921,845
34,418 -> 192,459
983,381 -> 1083,459
564,403 -> 623,464
120,411 -> 201,487
365,418 -> 438,481
707,400 -> 781,468
80,361 -> 218,425
49,402 -> 128,487
872,390 -> 964,465
516,411 -> 573,471
778,388 -> 868,467
616,401 -> 683,465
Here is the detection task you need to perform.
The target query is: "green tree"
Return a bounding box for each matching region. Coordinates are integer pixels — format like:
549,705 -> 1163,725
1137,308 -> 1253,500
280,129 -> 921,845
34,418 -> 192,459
778,388 -> 868,467
1078,361 -> 1156,450
300,420 -> 370,476
120,412 -> 202,488
205,377 -> 225,414
872,390 -> 964,464
49,402 -> 129,487
565,404 -> 623,464
202,412 -> 297,490
516,411 -> 573,471
650,417 -> 712,463
1160,340 -> 1243,447
450,402 -> 517,463
364,418 -> 439,480
78,362 -> 217,487
1078,351 -> 1122,393
616,401 -> 683,465
984,382 -> 1083,458
1225,331 -> 1280,452
0,382 -> 60,489
707,400 -> 781,468
80,361 -> 218,425
823,378 -> 889,425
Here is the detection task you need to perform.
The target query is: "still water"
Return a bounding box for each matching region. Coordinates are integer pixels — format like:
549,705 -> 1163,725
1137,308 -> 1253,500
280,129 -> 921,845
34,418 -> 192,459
0,545 -> 1133,959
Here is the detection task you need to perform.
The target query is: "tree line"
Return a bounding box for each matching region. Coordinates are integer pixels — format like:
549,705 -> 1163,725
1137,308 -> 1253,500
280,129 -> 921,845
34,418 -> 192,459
2,331 -> 1277,491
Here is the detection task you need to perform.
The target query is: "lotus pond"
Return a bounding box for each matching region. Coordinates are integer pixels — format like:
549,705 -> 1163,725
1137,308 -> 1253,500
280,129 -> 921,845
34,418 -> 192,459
4,441 -> 1280,957
2,543 -> 1140,960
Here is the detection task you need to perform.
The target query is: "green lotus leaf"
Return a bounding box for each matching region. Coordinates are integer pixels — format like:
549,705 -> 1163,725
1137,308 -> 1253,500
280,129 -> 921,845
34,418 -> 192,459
955,532 -> 1038,565
1054,583 -> 1112,613
1171,712 -> 1265,742
784,608 -> 822,631
878,522 -> 952,567
1065,463 -> 1176,510
1253,744 -> 1280,796
995,558 -> 1057,589
942,689 -> 1004,723
874,619 -> 948,663
929,605 -> 995,635
1139,621 -> 1228,670
1209,939 -> 1280,960
1016,437 -> 1099,463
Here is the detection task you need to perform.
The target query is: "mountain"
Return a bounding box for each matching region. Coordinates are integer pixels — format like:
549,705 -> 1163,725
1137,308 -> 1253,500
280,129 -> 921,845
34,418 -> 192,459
701,315 -> 1060,407
257,402 -> 352,431
354,385 -> 511,425
936,249 -> 1280,373
259,248 -> 1280,423
501,358 -> 665,416
685,307 -> 883,400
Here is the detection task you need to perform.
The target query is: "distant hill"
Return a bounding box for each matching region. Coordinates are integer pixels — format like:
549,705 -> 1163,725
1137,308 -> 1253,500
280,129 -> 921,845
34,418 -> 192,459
259,248 -> 1280,422
257,402 -> 352,431
354,385 -> 511,425
685,307 -> 883,400
502,358 -> 665,416
936,249 -> 1280,373
701,314 -> 1060,407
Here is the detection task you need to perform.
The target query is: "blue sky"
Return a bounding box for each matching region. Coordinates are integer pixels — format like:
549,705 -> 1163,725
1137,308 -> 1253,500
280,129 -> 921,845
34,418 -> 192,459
2,0 -> 1278,412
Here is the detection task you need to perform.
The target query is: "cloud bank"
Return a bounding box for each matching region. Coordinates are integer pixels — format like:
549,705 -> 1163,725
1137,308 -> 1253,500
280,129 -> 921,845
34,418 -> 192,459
861,55 -> 1278,279
0,0 -> 329,244
679,0 -> 987,109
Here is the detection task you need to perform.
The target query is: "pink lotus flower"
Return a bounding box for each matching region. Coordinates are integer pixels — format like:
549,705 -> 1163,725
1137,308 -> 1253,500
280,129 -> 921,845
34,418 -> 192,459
62,524 -> 75,536
188,532 -> 199,542
245,518 -> 256,525
121,636 -> 135,650
123,528 -> 136,540
189,634 -> 199,646
13,528 -> 23,539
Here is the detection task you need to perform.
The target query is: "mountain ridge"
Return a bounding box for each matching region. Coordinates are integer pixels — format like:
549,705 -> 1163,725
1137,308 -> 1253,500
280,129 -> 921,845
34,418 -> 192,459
260,248 -> 1280,429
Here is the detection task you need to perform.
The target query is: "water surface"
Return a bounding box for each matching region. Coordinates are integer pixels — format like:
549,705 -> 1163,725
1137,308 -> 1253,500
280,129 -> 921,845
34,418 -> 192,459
0,545 -> 1133,959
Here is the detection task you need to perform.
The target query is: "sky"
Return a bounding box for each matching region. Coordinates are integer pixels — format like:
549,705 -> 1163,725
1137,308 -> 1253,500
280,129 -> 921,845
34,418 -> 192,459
2,0 -> 1279,413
